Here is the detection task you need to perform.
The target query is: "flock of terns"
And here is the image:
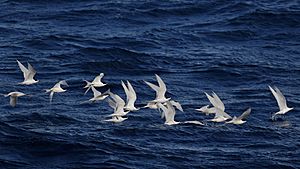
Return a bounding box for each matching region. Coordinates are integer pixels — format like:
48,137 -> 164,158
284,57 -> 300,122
4,60 -> 295,125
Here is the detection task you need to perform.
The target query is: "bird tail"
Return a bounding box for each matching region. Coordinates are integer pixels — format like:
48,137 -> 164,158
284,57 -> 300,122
83,80 -> 92,88
83,81 -> 93,95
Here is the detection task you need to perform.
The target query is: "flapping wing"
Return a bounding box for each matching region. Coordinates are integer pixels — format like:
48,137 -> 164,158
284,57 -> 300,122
205,92 -> 217,107
107,98 -> 117,110
53,80 -> 68,89
27,62 -> 37,80
53,80 -> 64,88
237,108 -> 251,121
170,100 -> 183,112
157,103 -> 168,120
91,86 -> 102,98
269,86 -> 287,111
49,91 -> 54,103
144,81 -> 160,92
205,92 -> 225,111
212,92 -> 225,111
60,80 -> 68,86
214,108 -> 231,119
109,93 -> 125,107
126,81 -> 137,106
274,86 -> 288,110
165,101 -> 176,123
121,81 -> 130,103
17,60 -> 28,80
127,81 -> 137,99
155,74 -> 167,99
10,96 -> 17,107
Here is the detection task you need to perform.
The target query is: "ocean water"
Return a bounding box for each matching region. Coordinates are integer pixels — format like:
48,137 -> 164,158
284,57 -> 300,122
0,0 -> 300,168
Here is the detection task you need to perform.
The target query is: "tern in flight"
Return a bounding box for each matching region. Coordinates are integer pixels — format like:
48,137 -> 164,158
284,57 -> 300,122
46,80 -> 68,102
17,60 -> 39,85
269,86 -> 293,120
4,91 -> 26,107
144,74 -> 171,104
84,73 -> 106,94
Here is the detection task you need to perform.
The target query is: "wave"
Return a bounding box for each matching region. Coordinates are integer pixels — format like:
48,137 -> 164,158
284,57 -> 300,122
228,9 -> 300,27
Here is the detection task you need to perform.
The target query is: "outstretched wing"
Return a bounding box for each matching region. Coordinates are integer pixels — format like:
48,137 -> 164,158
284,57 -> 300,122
269,86 -> 287,111
53,80 -> 67,88
127,81 -> 137,99
212,92 -> 225,111
144,81 -> 160,92
155,74 -> 167,99
274,86 -> 288,110
91,86 -> 102,98
107,98 -> 117,110
17,60 -> 29,80
126,80 -> 137,106
205,92 -> 225,111
109,92 -> 125,107
157,103 -> 168,120
27,62 -> 37,80
10,96 -> 17,107
49,91 -> 54,103
165,101 -> 176,123
214,108 -> 232,119
121,81 -> 130,103
170,100 -> 183,112
237,108 -> 251,120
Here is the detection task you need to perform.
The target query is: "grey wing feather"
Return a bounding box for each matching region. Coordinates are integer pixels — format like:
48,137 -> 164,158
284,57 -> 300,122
27,62 -> 36,80
214,108 -> 232,119
93,73 -> 104,83
107,98 -> 117,110
144,81 -> 160,92
170,100 -> 183,112
10,96 -> 17,107
91,86 -> 102,98
155,74 -> 167,99
274,86 -> 288,109
269,86 -> 286,110
212,92 -> 225,111
49,91 -> 54,102
59,80 -> 68,86
17,60 -> 28,79
121,81 -> 130,103
237,108 -> 251,120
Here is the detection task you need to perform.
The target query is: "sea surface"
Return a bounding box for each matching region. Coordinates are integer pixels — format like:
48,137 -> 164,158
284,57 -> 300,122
0,0 -> 299,168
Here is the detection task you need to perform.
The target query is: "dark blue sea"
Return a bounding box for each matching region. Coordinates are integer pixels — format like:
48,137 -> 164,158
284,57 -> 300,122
0,0 -> 299,168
